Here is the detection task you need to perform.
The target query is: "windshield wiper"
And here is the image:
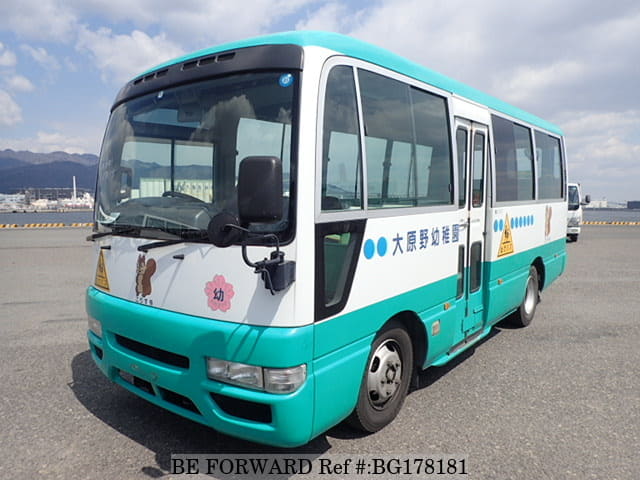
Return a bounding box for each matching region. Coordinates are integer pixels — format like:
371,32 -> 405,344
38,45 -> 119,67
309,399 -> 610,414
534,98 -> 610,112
87,225 -> 140,241
137,230 -> 208,252
88,224 -> 188,243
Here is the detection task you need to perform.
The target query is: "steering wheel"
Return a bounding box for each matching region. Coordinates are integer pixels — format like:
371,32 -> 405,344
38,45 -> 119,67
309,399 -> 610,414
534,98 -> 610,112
161,190 -> 206,203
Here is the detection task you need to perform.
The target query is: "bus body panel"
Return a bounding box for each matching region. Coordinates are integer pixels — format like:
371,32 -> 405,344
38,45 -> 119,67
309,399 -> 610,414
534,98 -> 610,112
92,237 -> 299,327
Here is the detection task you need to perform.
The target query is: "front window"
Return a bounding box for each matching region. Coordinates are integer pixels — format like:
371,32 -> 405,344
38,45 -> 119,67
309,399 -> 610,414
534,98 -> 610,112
568,185 -> 579,211
96,71 -> 297,241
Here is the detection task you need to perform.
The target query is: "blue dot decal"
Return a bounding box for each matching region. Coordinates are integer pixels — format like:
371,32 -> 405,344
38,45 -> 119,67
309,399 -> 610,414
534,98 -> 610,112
499,219 -> 504,231
364,239 -> 375,259
493,220 -> 499,232
279,73 -> 294,87
377,237 -> 388,257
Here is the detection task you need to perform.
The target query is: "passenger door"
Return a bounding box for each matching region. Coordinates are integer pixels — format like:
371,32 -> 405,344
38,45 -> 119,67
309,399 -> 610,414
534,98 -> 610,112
455,119 -> 488,336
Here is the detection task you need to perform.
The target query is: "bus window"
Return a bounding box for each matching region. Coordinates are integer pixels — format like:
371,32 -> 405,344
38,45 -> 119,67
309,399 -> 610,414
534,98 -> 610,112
322,66 -> 362,211
358,69 -> 413,208
358,70 -> 452,208
535,131 -> 564,199
472,132 -> 485,207
492,115 -> 534,202
410,86 -> 452,206
456,128 -> 468,208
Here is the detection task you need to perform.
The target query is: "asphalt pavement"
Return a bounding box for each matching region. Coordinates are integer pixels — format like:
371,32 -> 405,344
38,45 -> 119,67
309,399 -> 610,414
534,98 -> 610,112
0,227 -> 638,479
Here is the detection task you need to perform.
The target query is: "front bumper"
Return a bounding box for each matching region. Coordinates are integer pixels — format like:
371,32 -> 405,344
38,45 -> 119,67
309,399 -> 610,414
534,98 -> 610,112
86,286 -> 315,447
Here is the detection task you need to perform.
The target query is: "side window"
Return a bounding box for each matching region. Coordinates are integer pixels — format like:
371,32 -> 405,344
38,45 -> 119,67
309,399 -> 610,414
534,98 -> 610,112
472,132 -> 485,207
535,131 -> 564,199
323,232 -> 357,307
492,115 -> 535,202
359,70 -> 413,208
456,128 -> 467,208
358,69 -> 452,208
321,66 -> 362,211
315,221 -> 365,321
237,118 -> 291,194
470,242 -> 482,292
410,87 -> 452,205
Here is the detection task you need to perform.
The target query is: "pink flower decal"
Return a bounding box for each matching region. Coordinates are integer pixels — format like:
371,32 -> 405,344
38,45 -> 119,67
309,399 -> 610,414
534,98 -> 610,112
204,275 -> 235,312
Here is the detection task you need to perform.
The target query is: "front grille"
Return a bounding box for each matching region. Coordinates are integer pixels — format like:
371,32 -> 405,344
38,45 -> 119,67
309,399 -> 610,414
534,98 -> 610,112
115,334 -> 190,369
92,345 -> 103,359
119,369 -> 154,395
160,387 -> 200,414
211,393 -> 272,423
118,369 -> 201,415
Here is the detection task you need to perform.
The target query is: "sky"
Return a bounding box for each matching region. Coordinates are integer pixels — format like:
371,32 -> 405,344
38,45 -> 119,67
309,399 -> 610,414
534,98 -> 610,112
0,0 -> 639,202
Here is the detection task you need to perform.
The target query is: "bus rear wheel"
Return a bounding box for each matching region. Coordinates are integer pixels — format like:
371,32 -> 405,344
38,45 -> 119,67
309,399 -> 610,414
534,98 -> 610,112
509,265 -> 539,328
347,321 -> 413,433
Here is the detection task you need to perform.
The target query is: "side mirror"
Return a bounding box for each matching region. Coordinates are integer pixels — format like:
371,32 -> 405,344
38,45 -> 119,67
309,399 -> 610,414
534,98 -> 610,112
583,194 -> 591,205
237,156 -> 283,225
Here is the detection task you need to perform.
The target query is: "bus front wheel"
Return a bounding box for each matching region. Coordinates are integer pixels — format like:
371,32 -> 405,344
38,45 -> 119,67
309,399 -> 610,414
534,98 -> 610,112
509,266 -> 539,328
348,321 -> 413,433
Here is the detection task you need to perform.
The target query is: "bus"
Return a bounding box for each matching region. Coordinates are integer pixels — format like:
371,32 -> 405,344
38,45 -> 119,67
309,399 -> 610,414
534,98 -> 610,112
567,182 -> 590,242
86,31 -> 568,447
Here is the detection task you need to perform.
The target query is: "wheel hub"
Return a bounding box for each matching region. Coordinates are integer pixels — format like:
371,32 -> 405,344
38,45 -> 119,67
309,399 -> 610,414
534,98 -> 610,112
367,340 -> 402,408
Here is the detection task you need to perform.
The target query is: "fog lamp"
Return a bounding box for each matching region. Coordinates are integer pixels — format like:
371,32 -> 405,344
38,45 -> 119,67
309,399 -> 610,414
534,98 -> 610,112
88,316 -> 102,337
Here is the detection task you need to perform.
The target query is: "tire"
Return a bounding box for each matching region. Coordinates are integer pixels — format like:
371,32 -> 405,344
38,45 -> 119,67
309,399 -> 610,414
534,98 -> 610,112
347,321 -> 413,433
509,266 -> 539,328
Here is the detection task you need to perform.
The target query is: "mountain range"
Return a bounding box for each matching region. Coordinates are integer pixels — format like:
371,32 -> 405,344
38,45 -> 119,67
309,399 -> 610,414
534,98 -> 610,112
0,149 -> 98,193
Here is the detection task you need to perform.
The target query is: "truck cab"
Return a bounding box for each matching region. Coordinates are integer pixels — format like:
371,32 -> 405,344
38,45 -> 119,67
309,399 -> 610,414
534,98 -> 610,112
567,182 -> 590,242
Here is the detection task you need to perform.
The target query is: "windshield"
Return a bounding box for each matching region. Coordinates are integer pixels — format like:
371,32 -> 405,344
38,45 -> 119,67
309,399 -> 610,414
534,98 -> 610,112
568,185 -> 579,211
95,71 -> 297,241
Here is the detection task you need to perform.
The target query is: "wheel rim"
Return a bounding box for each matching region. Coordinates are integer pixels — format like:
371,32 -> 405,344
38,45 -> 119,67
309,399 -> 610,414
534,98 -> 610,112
366,339 -> 403,410
523,275 -> 537,316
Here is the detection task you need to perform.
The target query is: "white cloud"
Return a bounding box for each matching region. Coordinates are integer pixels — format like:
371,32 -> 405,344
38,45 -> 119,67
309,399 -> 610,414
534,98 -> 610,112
20,45 -> 61,71
76,27 -> 185,84
560,109 -> 640,200
0,0 -> 77,42
0,89 -> 23,126
69,0 -> 316,46
5,75 -> 35,92
0,42 -> 17,67
295,2 -> 363,32
498,61 -> 588,106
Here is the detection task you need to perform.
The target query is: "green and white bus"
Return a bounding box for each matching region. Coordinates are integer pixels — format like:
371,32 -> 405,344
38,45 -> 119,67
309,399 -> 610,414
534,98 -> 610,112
86,31 -> 567,447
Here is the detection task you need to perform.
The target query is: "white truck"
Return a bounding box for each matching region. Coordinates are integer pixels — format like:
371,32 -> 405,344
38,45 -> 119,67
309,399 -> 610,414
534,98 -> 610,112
567,182 -> 590,242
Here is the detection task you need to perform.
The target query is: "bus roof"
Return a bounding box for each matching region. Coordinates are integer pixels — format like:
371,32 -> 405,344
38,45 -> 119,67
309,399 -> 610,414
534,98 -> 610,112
143,31 -> 562,136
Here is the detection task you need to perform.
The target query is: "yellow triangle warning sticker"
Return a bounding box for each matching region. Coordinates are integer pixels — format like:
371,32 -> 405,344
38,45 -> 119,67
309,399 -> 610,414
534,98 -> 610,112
95,249 -> 110,291
497,215 -> 515,258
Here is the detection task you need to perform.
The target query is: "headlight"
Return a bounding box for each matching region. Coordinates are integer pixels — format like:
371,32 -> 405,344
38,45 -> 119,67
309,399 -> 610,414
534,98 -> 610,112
88,316 -> 102,337
207,358 -> 263,390
206,357 -> 306,394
